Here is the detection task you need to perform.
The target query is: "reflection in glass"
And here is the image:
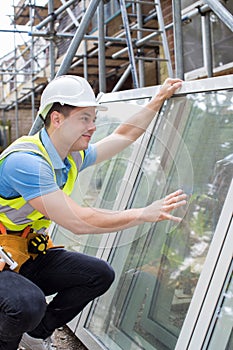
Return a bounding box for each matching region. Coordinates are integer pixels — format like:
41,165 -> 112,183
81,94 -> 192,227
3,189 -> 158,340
52,99 -> 150,255
212,1 -> 233,68
183,15 -> 203,72
182,1 -> 233,73
85,90 -> 233,349
206,262 -> 233,350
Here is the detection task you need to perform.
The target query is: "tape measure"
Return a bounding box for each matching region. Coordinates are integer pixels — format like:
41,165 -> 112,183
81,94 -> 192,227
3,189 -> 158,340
28,235 -> 48,254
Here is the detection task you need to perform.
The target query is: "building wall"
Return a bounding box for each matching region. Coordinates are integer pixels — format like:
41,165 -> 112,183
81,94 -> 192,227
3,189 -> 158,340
144,0 -> 174,85
162,0 -> 174,67
2,108 -> 34,142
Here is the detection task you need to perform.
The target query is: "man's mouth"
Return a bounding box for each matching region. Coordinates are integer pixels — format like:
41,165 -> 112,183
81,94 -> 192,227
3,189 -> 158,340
82,134 -> 91,140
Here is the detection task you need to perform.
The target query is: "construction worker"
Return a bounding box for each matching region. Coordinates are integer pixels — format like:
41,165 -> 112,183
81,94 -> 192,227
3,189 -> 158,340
0,75 -> 186,350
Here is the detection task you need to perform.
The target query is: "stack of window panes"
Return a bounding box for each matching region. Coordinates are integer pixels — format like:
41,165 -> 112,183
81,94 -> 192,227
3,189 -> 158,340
52,75 -> 233,350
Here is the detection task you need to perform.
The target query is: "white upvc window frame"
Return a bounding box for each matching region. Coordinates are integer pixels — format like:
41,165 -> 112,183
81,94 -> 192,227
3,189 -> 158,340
56,75 -> 233,350
175,180 -> 233,349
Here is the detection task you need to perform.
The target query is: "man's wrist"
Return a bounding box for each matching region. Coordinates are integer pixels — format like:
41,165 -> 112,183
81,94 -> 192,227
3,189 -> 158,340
147,94 -> 165,111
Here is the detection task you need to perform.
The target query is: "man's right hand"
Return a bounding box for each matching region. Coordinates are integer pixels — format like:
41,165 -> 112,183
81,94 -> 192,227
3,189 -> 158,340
142,189 -> 187,223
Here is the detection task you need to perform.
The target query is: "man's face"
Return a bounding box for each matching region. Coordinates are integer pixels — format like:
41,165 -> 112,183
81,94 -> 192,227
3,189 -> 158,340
61,106 -> 97,151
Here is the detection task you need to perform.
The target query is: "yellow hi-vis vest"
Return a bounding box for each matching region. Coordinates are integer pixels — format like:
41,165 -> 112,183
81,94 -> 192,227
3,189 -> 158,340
0,132 -> 84,233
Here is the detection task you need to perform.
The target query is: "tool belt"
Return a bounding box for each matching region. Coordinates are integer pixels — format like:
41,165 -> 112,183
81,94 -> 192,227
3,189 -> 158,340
0,224 -> 54,273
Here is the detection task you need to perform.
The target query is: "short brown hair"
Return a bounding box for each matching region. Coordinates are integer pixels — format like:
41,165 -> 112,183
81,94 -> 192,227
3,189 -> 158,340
44,103 -> 76,128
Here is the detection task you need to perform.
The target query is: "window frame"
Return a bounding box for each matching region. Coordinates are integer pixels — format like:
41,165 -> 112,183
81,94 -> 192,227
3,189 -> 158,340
175,181 -> 233,350
56,75 -> 233,350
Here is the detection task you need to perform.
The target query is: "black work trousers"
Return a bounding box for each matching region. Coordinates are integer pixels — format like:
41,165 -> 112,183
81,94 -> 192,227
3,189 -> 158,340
0,248 -> 115,350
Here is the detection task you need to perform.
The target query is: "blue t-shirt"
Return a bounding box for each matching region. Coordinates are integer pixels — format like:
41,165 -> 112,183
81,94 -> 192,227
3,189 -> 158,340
0,128 -> 97,201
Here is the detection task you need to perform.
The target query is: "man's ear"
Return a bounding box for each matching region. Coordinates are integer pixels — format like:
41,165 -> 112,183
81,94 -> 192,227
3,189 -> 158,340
50,111 -> 64,128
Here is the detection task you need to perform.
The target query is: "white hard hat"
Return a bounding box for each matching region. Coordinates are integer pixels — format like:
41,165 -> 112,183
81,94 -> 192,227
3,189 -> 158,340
38,75 -> 107,118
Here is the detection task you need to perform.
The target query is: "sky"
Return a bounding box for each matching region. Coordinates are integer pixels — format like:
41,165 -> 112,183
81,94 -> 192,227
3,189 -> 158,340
0,1 -> 15,57
0,0 -> 47,58
0,1 -> 28,58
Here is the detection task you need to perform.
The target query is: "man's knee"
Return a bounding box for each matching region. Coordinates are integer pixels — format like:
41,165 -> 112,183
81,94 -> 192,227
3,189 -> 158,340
17,285 -> 47,331
94,259 -> 115,292
0,272 -> 46,333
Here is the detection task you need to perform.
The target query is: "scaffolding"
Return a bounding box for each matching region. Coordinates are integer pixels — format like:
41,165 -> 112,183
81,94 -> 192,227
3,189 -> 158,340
0,0 -> 233,138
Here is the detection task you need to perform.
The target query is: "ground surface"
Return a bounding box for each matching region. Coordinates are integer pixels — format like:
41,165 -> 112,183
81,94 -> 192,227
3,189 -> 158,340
53,326 -> 87,350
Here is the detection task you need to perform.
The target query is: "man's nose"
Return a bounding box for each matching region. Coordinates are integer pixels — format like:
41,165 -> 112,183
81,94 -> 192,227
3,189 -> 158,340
88,121 -> 96,131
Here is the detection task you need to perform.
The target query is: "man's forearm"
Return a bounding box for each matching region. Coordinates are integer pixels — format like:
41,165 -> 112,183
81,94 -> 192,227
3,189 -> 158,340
62,189 -> 187,235
94,78 -> 182,164
68,206 -> 144,235
113,78 -> 182,142
30,189 -> 187,236
113,105 -> 159,143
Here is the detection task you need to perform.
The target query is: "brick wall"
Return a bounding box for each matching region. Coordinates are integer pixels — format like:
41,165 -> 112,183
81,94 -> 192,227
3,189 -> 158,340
2,108 -> 36,144
144,0 -> 175,85
161,0 -> 175,72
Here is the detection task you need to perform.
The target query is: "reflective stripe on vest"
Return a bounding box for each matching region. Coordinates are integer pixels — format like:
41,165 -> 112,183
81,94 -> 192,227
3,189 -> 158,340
0,132 -> 84,232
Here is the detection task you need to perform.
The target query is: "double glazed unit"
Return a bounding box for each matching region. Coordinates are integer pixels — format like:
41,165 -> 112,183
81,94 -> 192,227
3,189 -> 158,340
52,75 -> 233,350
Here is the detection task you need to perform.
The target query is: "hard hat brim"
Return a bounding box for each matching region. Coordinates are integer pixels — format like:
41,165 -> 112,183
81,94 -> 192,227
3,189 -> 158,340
75,102 -> 108,111
38,102 -> 108,119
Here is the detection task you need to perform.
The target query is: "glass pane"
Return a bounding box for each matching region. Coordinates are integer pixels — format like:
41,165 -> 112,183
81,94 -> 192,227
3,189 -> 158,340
51,107 -> 113,250
183,15 -> 203,72
52,98 -> 150,255
212,1 -> 233,68
183,1 -> 233,73
85,89 -> 233,349
207,262 -> 233,350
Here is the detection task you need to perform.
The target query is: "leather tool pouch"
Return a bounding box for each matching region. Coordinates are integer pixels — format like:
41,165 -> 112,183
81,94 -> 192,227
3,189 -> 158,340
0,235 -> 30,272
0,232 -> 61,273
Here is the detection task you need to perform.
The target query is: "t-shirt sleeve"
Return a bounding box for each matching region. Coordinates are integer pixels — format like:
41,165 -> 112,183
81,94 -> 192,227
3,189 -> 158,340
0,152 -> 59,201
80,143 -> 97,171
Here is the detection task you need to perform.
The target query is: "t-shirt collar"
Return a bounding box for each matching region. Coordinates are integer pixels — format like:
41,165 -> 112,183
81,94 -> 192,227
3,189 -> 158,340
40,127 -> 66,171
